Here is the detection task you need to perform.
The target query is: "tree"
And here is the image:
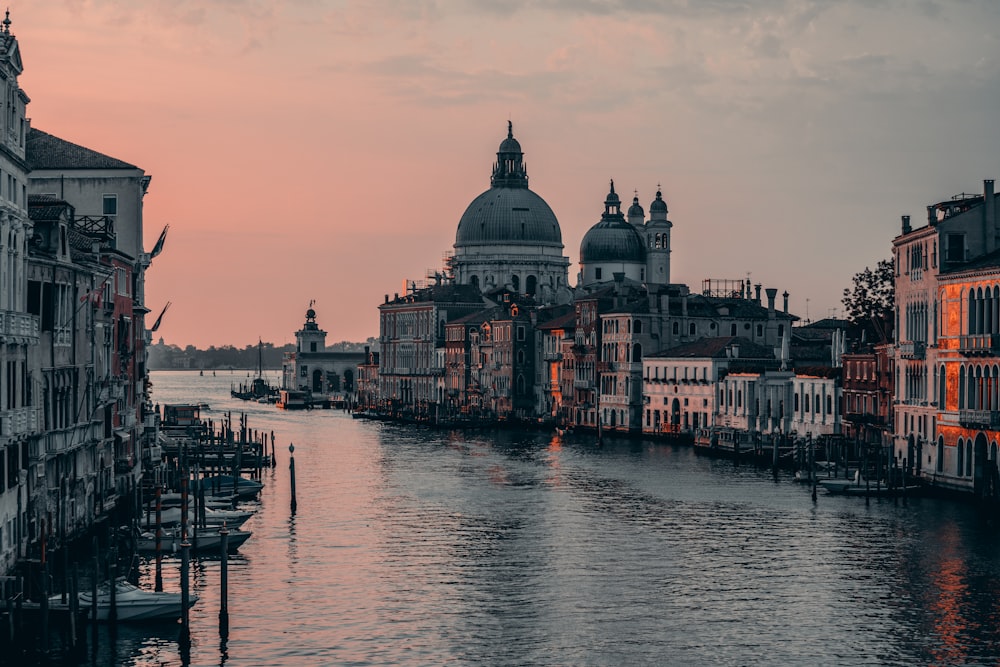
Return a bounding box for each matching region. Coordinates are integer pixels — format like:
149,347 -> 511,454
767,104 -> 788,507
842,258 -> 894,342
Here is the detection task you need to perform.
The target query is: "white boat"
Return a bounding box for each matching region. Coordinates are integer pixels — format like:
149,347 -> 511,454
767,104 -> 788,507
61,578 -> 197,622
141,506 -> 253,529
135,527 -> 252,554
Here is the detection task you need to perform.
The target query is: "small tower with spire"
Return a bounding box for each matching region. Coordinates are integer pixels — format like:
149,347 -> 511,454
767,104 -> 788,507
645,186 -> 672,287
296,302 -> 328,354
627,190 -> 645,230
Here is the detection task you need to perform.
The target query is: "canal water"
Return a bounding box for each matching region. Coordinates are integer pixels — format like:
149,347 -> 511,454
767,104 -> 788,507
56,371 -> 1000,665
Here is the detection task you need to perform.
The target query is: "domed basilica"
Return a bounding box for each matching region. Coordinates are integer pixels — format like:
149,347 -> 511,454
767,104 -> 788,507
452,122 -> 570,302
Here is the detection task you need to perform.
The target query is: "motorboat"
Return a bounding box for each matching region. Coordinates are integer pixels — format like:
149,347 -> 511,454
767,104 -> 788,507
141,506 -> 253,529
135,527 -> 253,554
59,578 -> 198,622
201,474 -> 264,499
276,389 -> 309,410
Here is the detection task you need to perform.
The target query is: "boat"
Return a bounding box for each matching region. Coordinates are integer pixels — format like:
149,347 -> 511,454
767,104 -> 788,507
135,527 -> 253,554
276,389 -> 310,410
141,506 -> 253,528
819,478 -> 923,498
57,578 -> 198,622
232,339 -> 279,402
201,474 -> 264,499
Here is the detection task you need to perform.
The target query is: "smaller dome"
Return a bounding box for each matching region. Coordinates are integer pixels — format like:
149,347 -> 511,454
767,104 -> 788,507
580,220 -> 646,263
581,180 -> 645,264
498,120 -> 522,154
650,188 -> 668,215
306,308 -> 316,320
627,195 -> 644,219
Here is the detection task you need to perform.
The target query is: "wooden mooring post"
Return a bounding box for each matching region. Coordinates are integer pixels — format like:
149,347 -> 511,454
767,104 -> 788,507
219,524 -> 229,638
289,443 -> 297,514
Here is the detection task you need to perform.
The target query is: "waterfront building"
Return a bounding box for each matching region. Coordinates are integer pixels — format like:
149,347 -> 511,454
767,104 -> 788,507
452,123 -> 570,303
281,306 -> 364,398
355,347 -> 380,411
583,278 -> 794,434
378,283 -> 484,418
0,15 -> 36,575
892,179 -> 999,495
26,129 -> 153,521
643,337 -> 777,437
842,344 -> 893,461
922,179 -> 1000,495
24,195 -> 122,551
536,307 -> 575,421
787,367 -> 842,440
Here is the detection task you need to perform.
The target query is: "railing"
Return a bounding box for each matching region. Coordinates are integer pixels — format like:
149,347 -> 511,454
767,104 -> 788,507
899,341 -> 926,359
0,406 -> 41,437
843,412 -> 885,425
0,310 -> 39,343
73,215 -> 115,242
959,334 -> 1000,356
959,410 -> 1000,429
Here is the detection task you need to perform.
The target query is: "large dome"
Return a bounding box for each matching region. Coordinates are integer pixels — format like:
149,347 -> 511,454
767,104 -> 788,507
454,122 -> 563,248
455,188 -> 562,246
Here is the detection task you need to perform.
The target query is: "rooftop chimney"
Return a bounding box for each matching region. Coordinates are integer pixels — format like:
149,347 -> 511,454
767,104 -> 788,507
754,284 -> 762,304
765,288 -> 777,317
902,215 -> 911,234
782,291 -> 789,313
986,180 -> 996,248
927,205 -> 936,225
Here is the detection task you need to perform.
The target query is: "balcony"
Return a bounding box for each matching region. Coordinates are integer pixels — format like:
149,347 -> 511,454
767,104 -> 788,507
899,341 -> 926,359
0,406 -> 42,438
959,334 -> 1000,356
959,410 -> 1000,429
0,310 -> 39,344
843,412 -> 885,426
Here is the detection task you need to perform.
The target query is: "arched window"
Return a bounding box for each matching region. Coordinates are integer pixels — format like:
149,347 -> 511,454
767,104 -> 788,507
814,395 -> 820,413
939,365 -> 947,410
632,343 -> 642,363
526,275 -> 537,295
966,441 -> 974,477
937,437 -> 945,473
688,322 -> 695,335
511,275 -> 520,291
673,322 -> 679,335
794,393 -> 799,411
969,289 -> 976,334
959,365 -> 966,409
826,395 -> 832,414
634,320 -> 643,334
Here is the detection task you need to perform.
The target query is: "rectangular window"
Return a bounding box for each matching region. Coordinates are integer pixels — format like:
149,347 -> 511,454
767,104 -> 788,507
103,195 -> 118,216
947,234 -> 965,262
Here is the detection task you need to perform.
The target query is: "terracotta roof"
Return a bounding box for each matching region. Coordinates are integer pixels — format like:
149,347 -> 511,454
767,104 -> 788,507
27,128 -> 138,170
537,311 -> 576,331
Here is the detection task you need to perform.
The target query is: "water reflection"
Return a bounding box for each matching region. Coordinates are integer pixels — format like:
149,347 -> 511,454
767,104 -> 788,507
38,371 -> 1000,666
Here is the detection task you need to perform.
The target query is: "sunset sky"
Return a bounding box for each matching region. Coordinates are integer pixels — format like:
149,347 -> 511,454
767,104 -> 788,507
14,1 -> 1000,348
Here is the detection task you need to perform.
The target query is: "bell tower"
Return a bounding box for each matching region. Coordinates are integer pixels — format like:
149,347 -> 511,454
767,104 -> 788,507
645,187 -> 672,287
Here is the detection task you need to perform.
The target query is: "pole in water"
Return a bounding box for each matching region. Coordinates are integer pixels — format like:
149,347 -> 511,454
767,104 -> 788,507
180,537 -> 191,649
219,523 -> 230,638
289,443 -> 297,514
155,485 -> 163,592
